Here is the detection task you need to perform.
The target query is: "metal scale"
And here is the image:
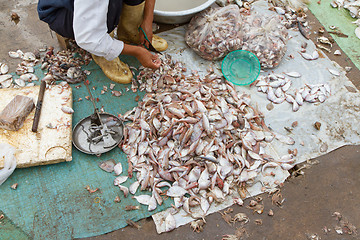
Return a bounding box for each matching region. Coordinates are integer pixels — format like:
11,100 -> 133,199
72,82 -> 124,155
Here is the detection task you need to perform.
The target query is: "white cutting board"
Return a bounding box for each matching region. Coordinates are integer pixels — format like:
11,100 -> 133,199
0,84 -> 72,168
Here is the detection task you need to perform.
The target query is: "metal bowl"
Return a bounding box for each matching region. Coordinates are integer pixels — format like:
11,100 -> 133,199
154,0 -> 215,24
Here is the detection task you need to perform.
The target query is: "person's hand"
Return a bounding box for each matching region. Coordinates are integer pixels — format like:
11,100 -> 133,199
122,43 -> 161,69
139,21 -> 153,48
135,47 -> 161,69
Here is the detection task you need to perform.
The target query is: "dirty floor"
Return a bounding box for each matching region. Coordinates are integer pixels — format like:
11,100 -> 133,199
83,145 -> 360,240
0,0 -> 359,239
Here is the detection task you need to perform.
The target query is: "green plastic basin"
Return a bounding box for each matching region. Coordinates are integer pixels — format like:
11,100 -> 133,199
221,50 -> 261,86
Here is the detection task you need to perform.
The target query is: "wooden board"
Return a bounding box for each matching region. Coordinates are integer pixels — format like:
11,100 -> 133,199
0,84 -> 72,168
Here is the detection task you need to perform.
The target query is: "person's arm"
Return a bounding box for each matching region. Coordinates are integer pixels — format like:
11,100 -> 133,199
73,0 -> 160,69
139,0 -> 156,47
73,0 -> 123,61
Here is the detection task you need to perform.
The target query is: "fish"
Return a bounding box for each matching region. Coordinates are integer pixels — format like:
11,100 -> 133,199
295,90 -> 304,106
166,186 -> 188,197
200,197 -> 210,214
312,50 -> 319,60
114,163 -> 123,176
328,68 -> 340,76
129,181 -> 140,194
61,106 -> 74,114
284,72 -> 301,78
114,54 -> 298,222
298,21 -> 310,39
198,168 -> 211,190
133,195 -> 151,205
8,51 -> 20,58
299,52 -> 314,60
119,185 -> 129,198
114,176 -> 128,186
0,63 -> 9,74
164,212 -> 176,232
273,131 -> 295,145
148,194 -> 157,211
356,27 -> 360,40
274,6 -> 286,14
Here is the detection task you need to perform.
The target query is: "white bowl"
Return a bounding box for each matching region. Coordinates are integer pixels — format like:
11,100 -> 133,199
153,0 -> 215,24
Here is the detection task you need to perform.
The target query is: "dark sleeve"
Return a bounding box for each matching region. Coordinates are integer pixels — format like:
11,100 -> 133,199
37,0 -> 74,23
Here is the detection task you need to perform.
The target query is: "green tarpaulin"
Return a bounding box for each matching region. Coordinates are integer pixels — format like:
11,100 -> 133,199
0,56 -> 172,240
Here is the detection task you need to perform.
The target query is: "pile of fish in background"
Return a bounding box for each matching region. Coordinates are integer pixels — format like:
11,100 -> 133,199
185,4 -> 291,68
187,0 -> 312,69
240,13 -> 289,68
254,72 -> 331,112
0,50 -> 39,88
118,54 -> 296,232
185,5 -> 243,60
40,42 -> 91,84
0,42 -> 91,90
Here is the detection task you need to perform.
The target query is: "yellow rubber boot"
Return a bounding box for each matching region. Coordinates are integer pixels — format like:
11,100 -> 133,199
56,30 -> 131,84
91,29 -> 132,84
151,35 -> 168,52
91,54 -> 132,84
56,33 -> 71,50
117,2 -> 168,52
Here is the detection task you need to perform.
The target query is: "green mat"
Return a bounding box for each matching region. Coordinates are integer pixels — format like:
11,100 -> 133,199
308,0 -> 360,70
0,56 -> 172,239
0,211 -> 30,240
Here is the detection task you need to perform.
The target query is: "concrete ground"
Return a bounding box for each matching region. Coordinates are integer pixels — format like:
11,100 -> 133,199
84,145 -> 360,240
0,1 -> 359,240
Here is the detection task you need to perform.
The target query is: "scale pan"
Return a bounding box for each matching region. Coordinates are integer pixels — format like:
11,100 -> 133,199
72,112 -> 124,155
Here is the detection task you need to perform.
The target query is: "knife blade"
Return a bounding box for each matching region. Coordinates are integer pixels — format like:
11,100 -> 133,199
31,80 -> 46,132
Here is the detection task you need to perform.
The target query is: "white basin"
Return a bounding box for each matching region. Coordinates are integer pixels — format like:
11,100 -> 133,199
154,0 -> 216,24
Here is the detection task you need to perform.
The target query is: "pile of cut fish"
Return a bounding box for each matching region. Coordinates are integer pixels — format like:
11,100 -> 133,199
264,0 -> 311,40
331,0 -> 360,39
0,49 -> 39,89
216,0 -> 253,9
253,73 -> 331,112
217,0 -> 311,38
116,55 -> 296,232
185,5 -> 243,61
240,13 -> 289,68
40,42 -> 91,84
188,0 -> 309,68
1,44 -> 91,89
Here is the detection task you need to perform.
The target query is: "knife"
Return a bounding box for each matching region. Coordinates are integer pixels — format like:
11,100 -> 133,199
31,80 -> 46,132
139,27 -> 162,55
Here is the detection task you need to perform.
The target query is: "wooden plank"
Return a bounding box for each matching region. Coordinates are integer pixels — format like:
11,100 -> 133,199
0,84 -> 72,168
